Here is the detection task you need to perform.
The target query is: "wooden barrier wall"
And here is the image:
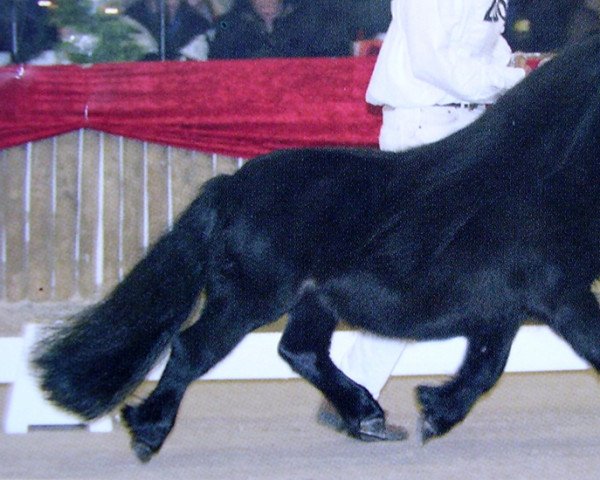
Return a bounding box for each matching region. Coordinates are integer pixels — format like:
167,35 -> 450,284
0,130 -> 243,333
1,131 -> 596,378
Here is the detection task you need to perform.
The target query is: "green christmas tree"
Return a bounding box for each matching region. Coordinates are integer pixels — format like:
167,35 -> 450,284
49,0 -> 146,63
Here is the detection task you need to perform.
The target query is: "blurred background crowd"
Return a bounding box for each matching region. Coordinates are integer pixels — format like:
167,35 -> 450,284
1,0 -> 600,66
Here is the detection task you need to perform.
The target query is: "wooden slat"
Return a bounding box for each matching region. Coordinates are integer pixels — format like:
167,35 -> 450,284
216,154 -> 243,176
0,150 -> 9,299
120,138 -> 146,278
27,139 -> 54,301
170,149 -> 216,220
74,130 -> 100,299
53,132 -> 79,300
2,145 -> 26,301
99,134 -> 122,295
145,142 -> 170,247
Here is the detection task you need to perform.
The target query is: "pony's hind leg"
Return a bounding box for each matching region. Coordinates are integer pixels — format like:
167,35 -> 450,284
121,298 -> 265,462
278,287 -> 407,442
417,324 -> 518,443
549,288 -> 600,372
121,333 -> 195,463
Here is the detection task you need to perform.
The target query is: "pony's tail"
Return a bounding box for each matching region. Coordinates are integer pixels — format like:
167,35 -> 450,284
32,175 -> 227,420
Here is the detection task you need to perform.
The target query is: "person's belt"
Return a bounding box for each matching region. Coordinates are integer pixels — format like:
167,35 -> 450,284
442,103 -> 482,110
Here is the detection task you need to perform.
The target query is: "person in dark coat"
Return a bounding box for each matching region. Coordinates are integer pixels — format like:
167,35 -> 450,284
505,0 -> 600,52
0,0 -> 58,63
208,0 -> 353,59
126,0 -> 213,60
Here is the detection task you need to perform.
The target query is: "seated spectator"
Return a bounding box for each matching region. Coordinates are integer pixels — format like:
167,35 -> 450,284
505,0 -> 600,52
346,0 -> 391,41
201,0 -> 235,16
0,20 -> 9,65
186,0 -> 223,21
125,0 -> 214,60
208,0 -> 353,59
567,0 -> 600,44
0,0 -> 58,64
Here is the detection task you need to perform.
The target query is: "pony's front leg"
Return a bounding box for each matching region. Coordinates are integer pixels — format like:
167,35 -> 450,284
278,287 -> 407,442
417,325 -> 518,443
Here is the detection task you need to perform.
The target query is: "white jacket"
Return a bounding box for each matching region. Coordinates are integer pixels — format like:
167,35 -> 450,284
366,0 -> 526,107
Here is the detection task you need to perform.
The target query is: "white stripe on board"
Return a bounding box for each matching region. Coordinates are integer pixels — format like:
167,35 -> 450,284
118,136 -> 125,281
73,129 -> 84,293
0,326 -> 591,386
0,150 -> 6,299
211,152 -> 218,177
166,146 -> 174,229
49,137 -> 58,298
142,142 -> 149,250
95,133 -> 105,290
23,143 -> 32,256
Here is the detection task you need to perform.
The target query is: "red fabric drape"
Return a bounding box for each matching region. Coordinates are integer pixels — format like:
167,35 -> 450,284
0,57 -> 381,157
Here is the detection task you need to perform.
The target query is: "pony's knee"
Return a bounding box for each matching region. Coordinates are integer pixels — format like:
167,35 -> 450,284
277,338 -> 318,378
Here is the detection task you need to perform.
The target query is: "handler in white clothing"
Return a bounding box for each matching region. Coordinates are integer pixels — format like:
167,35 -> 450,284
371,0 -> 527,152
320,0 -> 529,428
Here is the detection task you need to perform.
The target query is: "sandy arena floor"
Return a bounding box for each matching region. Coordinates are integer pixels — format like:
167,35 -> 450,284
1,371 -> 599,480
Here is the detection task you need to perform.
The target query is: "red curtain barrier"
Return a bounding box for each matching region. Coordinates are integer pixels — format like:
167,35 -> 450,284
0,57 -> 381,157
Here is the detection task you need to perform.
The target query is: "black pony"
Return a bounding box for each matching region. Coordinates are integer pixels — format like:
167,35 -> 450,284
33,36 -> 600,462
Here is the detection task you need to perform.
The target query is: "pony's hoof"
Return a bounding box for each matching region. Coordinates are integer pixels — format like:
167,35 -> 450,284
418,415 -> 439,445
357,416 -> 408,442
416,385 -> 463,443
417,410 -> 456,444
121,405 -> 159,463
131,440 -> 155,463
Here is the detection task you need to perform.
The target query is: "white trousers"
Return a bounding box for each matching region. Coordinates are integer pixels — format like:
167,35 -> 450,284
379,104 -> 486,152
338,104 -> 486,399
